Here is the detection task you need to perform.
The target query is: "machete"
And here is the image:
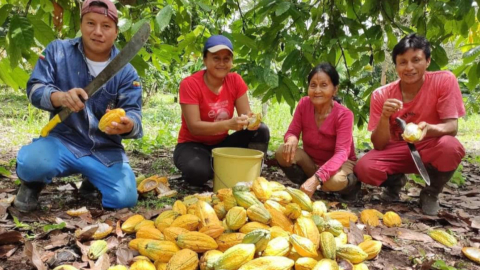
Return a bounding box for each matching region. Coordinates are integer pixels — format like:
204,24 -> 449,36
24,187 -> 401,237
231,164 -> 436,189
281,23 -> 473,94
40,22 -> 151,137
395,117 -> 431,186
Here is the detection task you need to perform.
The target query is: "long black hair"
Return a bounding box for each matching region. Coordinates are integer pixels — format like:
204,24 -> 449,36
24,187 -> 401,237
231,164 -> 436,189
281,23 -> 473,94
307,62 -> 342,103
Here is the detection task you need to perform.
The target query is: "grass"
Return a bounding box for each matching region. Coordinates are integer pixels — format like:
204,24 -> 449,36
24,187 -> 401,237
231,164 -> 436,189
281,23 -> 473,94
0,88 -> 479,162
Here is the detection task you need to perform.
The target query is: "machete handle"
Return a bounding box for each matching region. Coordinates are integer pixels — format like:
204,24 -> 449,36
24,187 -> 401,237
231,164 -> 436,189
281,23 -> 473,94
40,114 -> 62,137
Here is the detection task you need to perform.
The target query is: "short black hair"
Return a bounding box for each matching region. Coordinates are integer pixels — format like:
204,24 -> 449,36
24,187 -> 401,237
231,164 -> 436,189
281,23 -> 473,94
392,33 -> 431,65
308,62 -> 340,87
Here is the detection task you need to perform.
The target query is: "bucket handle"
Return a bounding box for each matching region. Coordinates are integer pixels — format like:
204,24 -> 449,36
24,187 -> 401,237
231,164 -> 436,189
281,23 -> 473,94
210,155 -> 265,189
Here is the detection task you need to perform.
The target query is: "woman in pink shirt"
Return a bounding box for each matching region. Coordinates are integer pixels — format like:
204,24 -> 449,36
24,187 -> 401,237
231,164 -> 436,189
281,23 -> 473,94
276,63 -> 358,200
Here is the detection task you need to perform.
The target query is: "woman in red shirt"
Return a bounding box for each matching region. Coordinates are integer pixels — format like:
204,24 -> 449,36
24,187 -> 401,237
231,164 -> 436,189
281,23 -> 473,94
276,63 -> 358,200
174,35 -> 270,186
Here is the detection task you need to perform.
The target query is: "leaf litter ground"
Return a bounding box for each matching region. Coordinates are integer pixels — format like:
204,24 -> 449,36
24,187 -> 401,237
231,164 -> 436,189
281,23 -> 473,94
0,148 -> 479,270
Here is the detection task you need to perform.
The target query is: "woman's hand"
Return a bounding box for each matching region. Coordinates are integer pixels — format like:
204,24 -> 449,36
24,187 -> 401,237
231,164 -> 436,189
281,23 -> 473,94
381,98 -> 403,119
227,115 -> 249,131
301,175 -> 321,198
283,136 -> 299,164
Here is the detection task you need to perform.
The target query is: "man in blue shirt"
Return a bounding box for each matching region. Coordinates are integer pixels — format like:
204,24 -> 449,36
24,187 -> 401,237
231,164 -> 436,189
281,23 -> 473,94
14,0 -> 143,212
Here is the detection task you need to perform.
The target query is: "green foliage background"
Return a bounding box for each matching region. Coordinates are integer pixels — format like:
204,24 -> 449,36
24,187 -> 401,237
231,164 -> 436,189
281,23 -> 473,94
1,0 -> 480,125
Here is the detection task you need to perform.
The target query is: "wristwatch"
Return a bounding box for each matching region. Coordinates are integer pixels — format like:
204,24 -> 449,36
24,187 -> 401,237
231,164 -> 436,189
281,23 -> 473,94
314,174 -> 322,190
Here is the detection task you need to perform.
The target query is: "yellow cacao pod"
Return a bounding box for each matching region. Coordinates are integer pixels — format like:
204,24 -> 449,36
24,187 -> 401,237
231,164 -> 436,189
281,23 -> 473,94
312,201 -> 328,217
170,214 -> 201,231
428,230 -> 457,247
325,219 -> 343,237
173,200 -> 187,215
353,263 -> 369,270
269,181 -> 286,192
462,247 -> 480,265
238,256 -> 294,270
87,240 -> 108,260
295,257 -> 318,270
136,226 -> 165,241
223,194 -> 237,211
122,214 -> 145,233
128,238 -> 148,251
163,227 -> 190,242
199,223 -> 225,239
183,195 -> 199,207
246,205 -> 272,225
270,226 -> 290,239
270,190 -> 292,205
335,244 -> 368,264
214,202 -> 227,220
216,188 -> 233,201
52,266 -> 79,270
154,261 -> 168,270
226,206 -> 247,230
265,204 -> 293,233
200,250 -> 223,270
233,189 -> 263,209
138,240 -> 180,263
98,108 -> 126,132
383,211 -> 402,227
285,203 -> 302,219
252,177 -> 272,201
290,234 -> 318,258
195,200 -> 221,229
360,209 -> 381,227
312,215 -> 326,233
166,248 -> 198,270
294,216 -> 320,248
107,266 -> 128,270
176,231 -> 218,253
154,210 -> 181,229
242,229 -> 271,253
216,233 -> 245,252
137,178 -> 159,193
363,235 -> 373,242
75,223 -> 113,240
134,220 -> 155,232
286,187 -> 313,212
326,211 -> 358,228
156,217 -> 175,233
263,236 -> 290,257
319,232 -> 336,260
312,259 -> 339,270
240,222 -> 270,234
130,260 -> 156,270
214,244 -> 255,270
358,240 -> 382,260
334,232 -> 348,246
246,113 -> 262,130
403,122 -> 422,142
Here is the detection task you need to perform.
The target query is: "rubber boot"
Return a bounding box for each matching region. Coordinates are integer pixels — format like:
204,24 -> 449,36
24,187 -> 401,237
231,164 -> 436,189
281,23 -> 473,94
13,180 -> 45,212
248,142 -> 269,158
379,174 -> 408,202
336,173 -> 361,203
278,164 -> 308,185
79,177 -> 99,201
420,168 -> 455,216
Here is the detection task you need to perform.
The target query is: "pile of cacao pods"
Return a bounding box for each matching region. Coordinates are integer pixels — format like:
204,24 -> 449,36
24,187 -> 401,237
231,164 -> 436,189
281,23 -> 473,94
54,177 -> 480,270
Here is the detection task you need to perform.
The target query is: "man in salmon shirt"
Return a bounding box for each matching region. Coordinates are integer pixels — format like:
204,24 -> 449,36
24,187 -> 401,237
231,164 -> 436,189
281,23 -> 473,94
354,34 -> 465,216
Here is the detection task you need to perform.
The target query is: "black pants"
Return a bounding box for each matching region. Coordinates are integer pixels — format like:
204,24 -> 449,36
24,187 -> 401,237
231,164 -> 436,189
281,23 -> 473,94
173,123 -> 270,186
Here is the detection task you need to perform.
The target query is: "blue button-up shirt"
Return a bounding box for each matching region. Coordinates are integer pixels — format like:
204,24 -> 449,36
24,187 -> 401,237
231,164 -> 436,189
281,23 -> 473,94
27,37 -> 143,166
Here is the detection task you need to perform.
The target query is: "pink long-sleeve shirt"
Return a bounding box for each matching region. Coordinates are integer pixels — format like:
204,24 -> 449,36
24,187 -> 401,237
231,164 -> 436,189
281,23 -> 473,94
285,97 -> 357,182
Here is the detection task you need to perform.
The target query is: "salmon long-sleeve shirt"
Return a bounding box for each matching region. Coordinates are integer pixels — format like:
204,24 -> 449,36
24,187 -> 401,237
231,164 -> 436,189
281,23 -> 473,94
284,97 -> 357,182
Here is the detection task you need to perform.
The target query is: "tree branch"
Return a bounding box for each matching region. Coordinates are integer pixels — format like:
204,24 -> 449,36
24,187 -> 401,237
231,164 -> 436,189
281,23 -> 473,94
24,0 -> 32,16
350,0 -> 374,63
235,0 -> 247,34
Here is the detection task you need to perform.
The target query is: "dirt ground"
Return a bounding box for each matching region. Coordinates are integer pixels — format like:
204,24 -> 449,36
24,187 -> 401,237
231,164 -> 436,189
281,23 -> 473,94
0,148 -> 479,270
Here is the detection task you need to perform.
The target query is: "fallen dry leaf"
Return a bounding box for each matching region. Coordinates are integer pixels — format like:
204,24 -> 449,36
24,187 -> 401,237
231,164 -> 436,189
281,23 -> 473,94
0,244 -> 18,258
347,221 -> 364,245
115,220 -> 125,238
0,230 -> 23,245
115,248 -> 134,266
76,240 -> 91,262
93,253 -> 110,270
106,236 -> 119,250
44,232 -> 70,250
471,217 -> 480,230
24,241 -> 47,270
76,225 -> 99,241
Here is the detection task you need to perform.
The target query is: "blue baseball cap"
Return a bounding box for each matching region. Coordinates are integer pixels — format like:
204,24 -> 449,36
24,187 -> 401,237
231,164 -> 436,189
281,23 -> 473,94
203,35 -> 233,54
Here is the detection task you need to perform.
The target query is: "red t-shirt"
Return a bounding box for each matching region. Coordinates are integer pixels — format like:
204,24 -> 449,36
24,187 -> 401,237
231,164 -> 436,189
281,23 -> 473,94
178,70 -> 248,145
284,97 -> 357,182
368,71 -> 465,141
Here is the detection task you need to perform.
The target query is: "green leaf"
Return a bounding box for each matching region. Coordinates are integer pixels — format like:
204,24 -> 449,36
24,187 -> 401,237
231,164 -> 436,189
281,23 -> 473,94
282,49 -> 300,72
432,45 -> 448,67
0,58 -> 19,90
7,15 -> 34,68
275,2 -> 291,16
130,55 -> 149,77
197,2 -> 213,12
383,0 -> 394,20
0,166 -> 11,177
118,18 -> 132,33
13,216 -> 30,229
28,16 -> 56,47
0,4 -> 12,26
264,68 -> 279,88
385,25 -> 397,50
155,5 -> 174,32
467,64 -> 478,90
131,18 -> 149,36
43,222 -> 66,232
463,45 -> 480,63
232,33 -> 257,50
453,63 -> 468,77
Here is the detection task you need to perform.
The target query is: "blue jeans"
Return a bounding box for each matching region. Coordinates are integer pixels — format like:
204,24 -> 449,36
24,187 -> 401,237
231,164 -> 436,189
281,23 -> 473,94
16,136 -> 137,209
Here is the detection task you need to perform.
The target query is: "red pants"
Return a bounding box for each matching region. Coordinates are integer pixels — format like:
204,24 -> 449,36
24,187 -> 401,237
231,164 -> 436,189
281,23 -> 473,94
354,136 -> 465,186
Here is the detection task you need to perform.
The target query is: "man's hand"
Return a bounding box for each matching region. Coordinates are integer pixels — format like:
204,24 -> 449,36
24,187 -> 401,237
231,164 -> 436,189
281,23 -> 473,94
51,88 -> 89,112
402,121 -> 429,143
104,115 -> 134,135
381,98 -> 403,118
300,175 -> 321,198
283,136 -> 299,164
